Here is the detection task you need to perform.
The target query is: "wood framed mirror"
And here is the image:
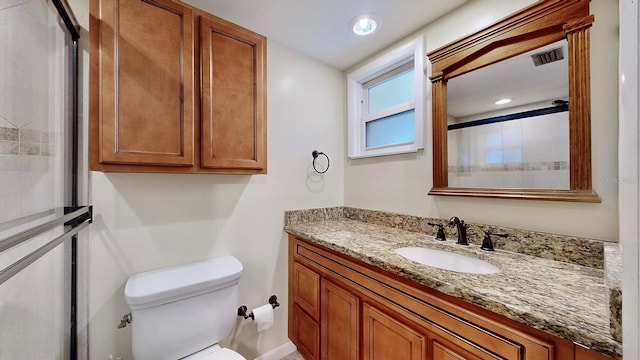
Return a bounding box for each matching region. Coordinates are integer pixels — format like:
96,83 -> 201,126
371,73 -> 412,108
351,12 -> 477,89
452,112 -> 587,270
427,0 -> 600,202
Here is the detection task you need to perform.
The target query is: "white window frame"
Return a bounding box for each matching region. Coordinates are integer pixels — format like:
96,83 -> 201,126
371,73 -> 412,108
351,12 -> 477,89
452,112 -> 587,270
347,35 -> 425,158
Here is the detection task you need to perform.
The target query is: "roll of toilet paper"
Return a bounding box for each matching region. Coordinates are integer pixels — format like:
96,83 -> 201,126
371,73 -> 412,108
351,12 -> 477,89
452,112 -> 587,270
252,304 -> 274,332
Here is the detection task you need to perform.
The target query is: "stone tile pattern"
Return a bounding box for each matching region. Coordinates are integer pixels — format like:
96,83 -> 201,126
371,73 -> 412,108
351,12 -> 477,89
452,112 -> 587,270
0,126 -> 55,159
284,207 -> 621,360
449,160 -> 569,173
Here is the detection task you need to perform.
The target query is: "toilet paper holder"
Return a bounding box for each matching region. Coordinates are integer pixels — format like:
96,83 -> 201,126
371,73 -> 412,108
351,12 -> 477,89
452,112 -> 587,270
237,295 -> 279,320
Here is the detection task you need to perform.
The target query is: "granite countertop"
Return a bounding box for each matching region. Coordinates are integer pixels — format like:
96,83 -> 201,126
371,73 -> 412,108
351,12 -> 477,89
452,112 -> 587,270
284,210 -> 622,360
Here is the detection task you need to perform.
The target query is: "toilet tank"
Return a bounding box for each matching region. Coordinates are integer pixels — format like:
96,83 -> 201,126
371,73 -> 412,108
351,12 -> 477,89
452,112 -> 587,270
124,256 -> 243,360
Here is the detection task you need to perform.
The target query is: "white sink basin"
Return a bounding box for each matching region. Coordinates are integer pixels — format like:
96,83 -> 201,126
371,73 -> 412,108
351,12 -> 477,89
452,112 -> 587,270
394,247 -> 500,274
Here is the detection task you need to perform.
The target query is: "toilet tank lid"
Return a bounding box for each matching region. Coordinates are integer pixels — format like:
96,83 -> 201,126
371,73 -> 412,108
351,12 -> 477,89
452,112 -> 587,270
124,256 -> 243,308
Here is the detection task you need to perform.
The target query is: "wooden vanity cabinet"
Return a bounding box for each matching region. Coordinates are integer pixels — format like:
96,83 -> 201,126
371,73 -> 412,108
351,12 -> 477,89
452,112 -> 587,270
90,0 -> 266,174
288,235 -> 614,360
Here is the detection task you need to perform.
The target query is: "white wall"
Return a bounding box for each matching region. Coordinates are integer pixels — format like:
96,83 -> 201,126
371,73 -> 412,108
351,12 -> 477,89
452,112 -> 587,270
619,0 -> 639,358
344,0 -> 620,242
68,1 -> 345,357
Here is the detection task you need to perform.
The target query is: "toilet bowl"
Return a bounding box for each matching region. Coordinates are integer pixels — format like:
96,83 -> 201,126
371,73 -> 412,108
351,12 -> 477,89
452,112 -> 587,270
124,256 -> 246,360
183,344 -> 245,360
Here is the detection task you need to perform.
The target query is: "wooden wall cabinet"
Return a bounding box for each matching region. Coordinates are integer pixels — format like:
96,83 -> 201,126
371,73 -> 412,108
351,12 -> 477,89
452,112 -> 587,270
90,0 -> 266,174
288,235 -> 614,360
199,14 -> 266,171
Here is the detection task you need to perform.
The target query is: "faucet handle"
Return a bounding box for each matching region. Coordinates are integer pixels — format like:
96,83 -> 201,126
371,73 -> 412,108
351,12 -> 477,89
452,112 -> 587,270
427,222 -> 447,241
481,231 -> 508,251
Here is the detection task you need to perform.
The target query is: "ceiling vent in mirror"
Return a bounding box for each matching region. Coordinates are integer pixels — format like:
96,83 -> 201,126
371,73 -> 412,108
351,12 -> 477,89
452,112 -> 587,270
531,47 -> 564,66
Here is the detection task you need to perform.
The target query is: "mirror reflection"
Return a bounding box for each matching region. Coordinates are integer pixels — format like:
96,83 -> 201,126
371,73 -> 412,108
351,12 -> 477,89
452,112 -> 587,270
446,40 -> 569,189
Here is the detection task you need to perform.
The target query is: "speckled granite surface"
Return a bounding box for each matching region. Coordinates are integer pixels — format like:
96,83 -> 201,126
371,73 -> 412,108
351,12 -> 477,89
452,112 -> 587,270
284,207 -> 622,360
604,244 -> 622,342
286,206 -> 606,268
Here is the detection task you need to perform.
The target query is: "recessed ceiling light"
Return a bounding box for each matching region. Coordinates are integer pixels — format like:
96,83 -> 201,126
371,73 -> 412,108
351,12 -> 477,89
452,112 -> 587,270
495,98 -> 512,105
350,15 -> 379,36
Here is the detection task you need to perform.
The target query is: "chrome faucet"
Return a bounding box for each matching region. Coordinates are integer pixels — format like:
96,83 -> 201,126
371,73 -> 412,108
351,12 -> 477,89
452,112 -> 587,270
448,216 -> 468,245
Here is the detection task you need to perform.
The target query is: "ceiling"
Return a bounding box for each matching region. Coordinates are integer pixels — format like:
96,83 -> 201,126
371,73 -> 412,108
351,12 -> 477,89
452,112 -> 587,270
180,0 -> 562,118
183,0 -> 467,70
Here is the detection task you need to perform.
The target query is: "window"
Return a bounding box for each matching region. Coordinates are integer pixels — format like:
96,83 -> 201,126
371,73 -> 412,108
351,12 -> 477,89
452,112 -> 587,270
484,126 -> 522,165
347,36 -> 424,158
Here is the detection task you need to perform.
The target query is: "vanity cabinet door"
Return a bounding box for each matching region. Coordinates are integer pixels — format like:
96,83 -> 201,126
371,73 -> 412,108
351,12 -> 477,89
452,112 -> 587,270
291,305 -> 320,360
431,339 -> 483,360
291,262 -> 320,321
362,303 -> 425,360
90,0 -> 195,167
321,279 -> 359,360
428,334 -> 501,360
289,260 -> 321,360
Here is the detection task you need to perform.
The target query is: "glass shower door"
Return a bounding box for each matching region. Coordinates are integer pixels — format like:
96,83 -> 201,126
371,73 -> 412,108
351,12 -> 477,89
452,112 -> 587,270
0,0 -> 81,358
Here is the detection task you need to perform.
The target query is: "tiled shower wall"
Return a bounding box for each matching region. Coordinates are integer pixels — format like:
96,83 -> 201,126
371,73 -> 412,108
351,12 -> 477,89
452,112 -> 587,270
0,123 -> 62,224
448,108 -> 570,189
0,125 -> 58,222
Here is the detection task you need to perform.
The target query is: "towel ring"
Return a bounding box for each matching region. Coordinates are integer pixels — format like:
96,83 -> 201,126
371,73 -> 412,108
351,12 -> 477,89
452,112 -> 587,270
312,150 -> 330,174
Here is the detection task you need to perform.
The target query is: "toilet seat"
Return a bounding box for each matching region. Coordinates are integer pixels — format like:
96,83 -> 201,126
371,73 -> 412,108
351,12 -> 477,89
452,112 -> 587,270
182,344 -> 246,360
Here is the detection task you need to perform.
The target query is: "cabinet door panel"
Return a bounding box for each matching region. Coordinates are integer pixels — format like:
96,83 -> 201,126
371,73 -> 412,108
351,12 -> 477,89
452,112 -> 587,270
321,279 -> 359,360
293,262 -> 320,321
94,0 -> 195,166
426,325 -> 503,360
200,15 -> 266,171
362,303 -> 425,360
433,340 -> 476,360
292,305 -> 320,360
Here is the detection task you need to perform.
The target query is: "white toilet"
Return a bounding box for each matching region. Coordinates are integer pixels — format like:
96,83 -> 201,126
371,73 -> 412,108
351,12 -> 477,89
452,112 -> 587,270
124,256 -> 246,360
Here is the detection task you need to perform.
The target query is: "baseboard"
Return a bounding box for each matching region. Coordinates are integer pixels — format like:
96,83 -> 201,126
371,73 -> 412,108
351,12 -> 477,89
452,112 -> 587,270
253,341 -> 297,360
